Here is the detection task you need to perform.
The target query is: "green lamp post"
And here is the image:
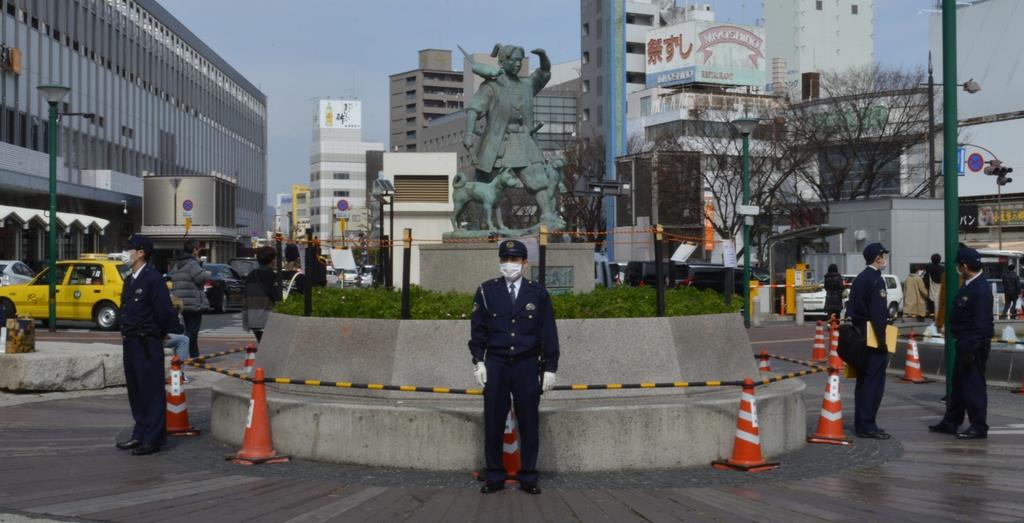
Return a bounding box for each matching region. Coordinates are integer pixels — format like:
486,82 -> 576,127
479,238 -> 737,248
37,84 -> 71,333
731,117 -> 759,328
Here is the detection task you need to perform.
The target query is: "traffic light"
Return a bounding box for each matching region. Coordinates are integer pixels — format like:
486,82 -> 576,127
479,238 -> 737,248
984,160 -> 1013,186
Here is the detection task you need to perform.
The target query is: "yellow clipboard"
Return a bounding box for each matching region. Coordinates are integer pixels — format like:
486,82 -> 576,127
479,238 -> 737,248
867,324 -> 898,353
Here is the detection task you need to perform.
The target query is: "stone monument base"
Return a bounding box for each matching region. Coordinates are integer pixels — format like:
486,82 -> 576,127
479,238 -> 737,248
418,241 -> 595,294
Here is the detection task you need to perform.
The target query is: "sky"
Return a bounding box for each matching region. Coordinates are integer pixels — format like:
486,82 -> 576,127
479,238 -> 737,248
158,0 -> 940,203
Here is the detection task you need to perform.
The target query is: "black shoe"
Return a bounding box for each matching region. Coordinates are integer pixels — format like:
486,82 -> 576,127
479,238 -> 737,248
479,482 -> 505,494
115,439 -> 141,450
519,482 -> 542,495
956,428 -> 987,440
855,430 -> 891,440
131,444 -> 161,456
928,422 -> 958,434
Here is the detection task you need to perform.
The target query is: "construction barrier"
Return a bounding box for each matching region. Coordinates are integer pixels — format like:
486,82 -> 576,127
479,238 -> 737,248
807,367 -> 851,446
243,343 -> 257,376
900,332 -> 933,384
711,377 -> 780,473
811,321 -> 827,362
229,367 -> 289,466
166,356 -> 201,437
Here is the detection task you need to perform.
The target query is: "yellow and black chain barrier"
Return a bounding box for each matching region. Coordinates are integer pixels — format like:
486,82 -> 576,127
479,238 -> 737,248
184,348 -> 831,395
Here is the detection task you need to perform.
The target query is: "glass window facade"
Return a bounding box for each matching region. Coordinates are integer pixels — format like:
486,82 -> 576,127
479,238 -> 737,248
0,0 -> 268,231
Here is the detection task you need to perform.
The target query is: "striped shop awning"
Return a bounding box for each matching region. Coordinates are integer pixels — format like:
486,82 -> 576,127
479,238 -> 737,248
0,204 -> 109,232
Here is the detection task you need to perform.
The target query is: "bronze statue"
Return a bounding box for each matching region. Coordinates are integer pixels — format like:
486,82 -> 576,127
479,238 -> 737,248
452,44 -> 566,236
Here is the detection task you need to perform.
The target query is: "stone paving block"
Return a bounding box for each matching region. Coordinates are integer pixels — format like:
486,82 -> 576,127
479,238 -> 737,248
0,342 -> 125,392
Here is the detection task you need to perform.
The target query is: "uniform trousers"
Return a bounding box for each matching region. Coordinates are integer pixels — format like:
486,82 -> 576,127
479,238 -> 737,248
854,348 -> 889,434
123,335 -> 167,446
943,348 -> 989,432
483,355 -> 540,484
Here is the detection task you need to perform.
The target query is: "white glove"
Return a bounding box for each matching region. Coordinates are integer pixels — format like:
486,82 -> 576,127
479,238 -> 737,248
541,372 -> 556,392
473,362 -> 487,388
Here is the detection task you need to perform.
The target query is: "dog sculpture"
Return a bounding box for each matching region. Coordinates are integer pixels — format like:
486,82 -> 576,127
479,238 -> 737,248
451,169 -> 523,231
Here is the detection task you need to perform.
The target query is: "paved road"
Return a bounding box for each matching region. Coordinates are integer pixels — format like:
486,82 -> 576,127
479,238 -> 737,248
2,324 -> 1023,521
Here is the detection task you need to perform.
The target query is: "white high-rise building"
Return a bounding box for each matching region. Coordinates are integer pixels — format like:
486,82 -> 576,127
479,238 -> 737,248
763,0 -> 875,88
308,100 -> 384,244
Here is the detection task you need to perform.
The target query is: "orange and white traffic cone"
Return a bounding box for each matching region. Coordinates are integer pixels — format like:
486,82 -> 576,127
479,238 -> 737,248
502,409 -> 522,483
807,367 -> 851,446
712,377 -> 780,473
166,356 -> 201,437
230,367 -> 289,465
900,332 -> 933,384
811,321 -> 827,362
472,406 -> 523,483
828,324 -> 845,372
758,350 -> 771,373
244,343 -> 257,377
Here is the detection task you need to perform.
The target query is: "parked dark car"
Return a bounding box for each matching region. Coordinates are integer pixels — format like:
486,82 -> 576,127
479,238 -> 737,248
204,264 -> 244,313
625,261 -> 763,296
228,257 -> 259,279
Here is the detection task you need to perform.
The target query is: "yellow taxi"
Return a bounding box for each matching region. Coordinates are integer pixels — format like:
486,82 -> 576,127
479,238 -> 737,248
0,254 -> 130,330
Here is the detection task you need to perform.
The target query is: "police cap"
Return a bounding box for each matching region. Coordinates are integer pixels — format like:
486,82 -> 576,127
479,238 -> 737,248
955,247 -> 982,265
498,239 -> 528,259
862,242 -> 889,263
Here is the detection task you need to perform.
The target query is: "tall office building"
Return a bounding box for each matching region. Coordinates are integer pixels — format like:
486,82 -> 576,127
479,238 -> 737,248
763,0 -> 875,89
0,0 -> 266,261
308,99 -> 383,244
388,49 -> 464,152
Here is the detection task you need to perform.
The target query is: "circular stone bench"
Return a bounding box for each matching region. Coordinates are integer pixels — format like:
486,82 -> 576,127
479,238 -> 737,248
211,312 -> 806,472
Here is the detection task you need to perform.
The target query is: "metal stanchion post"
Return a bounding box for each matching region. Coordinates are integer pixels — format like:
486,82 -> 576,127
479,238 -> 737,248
275,233 -> 283,287
401,228 -> 411,320
538,225 -> 548,287
304,228 -> 313,317
654,225 -> 665,317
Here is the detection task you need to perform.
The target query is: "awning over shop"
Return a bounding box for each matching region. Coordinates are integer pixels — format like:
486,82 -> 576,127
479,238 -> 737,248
767,225 -> 846,243
0,204 -> 109,232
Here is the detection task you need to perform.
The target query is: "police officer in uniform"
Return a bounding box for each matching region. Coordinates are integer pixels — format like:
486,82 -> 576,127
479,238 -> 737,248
115,234 -> 180,455
469,240 -> 559,495
929,247 -> 992,439
846,243 -> 892,439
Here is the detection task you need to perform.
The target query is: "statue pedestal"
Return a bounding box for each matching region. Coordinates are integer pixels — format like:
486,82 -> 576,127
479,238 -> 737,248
419,242 -> 596,294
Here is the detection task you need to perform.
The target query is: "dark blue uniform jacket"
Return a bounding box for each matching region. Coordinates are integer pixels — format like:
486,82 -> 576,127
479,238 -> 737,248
469,278 -> 560,372
120,264 -> 179,338
950,273 -> 994,361
846,266 -> 889,347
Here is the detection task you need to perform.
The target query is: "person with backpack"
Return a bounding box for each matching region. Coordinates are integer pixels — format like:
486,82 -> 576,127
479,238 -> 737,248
170,239 -> 210,358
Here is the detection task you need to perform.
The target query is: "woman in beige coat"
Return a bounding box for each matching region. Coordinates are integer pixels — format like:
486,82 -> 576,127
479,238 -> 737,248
904,270 -> 929,320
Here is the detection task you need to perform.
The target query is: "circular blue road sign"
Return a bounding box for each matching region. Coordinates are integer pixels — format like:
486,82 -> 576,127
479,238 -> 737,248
182,199 -> 194,211
337,199 -> 349,212
968,152 -> 984,172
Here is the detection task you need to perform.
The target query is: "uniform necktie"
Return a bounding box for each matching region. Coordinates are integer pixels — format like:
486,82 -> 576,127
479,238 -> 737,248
509,282 -> 517,303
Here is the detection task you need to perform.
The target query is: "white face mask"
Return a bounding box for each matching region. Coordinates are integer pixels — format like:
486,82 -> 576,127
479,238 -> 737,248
128,249 -> 144,267
500,262 -> 523,281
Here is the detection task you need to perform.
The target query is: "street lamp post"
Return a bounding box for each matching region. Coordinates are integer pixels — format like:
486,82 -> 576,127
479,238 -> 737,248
37,84 -> 70,333
731,118 -> 758,329
941,0 -> 959,397
373,179 -> 395,289
922,53 -> 980,198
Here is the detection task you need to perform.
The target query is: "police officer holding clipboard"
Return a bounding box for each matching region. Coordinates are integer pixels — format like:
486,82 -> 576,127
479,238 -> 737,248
845,243 -> 891,440
469,240 -> 559,495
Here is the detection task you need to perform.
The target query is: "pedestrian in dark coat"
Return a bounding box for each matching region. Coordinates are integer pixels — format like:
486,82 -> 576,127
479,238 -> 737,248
243,246 -> 280,343
823,264 -> 844,321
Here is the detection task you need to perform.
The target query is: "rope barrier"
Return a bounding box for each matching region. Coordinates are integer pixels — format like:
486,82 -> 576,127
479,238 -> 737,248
184,347 -> 247,364
184,348 -> 833,395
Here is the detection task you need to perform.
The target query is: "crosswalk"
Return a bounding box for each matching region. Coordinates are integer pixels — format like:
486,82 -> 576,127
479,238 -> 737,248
199,315 -> 250,337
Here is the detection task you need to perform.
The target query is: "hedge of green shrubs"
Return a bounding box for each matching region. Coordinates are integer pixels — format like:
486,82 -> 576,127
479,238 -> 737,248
275,285 -> 741,320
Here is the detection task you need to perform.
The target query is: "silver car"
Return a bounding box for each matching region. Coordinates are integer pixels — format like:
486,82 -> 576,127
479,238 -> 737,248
0,261 -> 36,286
